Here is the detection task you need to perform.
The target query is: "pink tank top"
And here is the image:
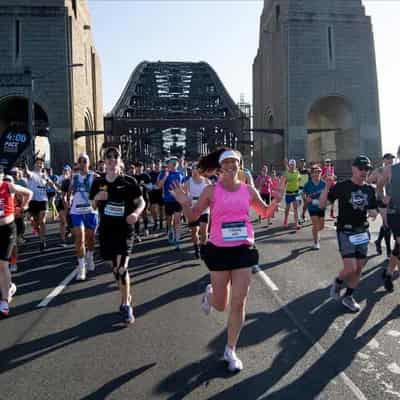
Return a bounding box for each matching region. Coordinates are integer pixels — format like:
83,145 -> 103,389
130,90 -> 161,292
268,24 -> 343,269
209,181 -> 254,247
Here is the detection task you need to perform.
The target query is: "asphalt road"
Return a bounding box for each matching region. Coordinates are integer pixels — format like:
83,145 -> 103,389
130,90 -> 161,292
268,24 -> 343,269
1,212 -> 400,400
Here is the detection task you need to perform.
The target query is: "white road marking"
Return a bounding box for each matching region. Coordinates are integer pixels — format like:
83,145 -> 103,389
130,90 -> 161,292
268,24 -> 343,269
367,338 -> 380,350
253,265 -> 279,291
387,330 -> 400,338
36,268 -> 78,308
388,362 -> 400,375
256,273 -> 368,400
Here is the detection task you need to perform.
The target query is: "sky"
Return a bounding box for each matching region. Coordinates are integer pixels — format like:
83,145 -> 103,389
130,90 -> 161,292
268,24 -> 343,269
88,0 -> 400,154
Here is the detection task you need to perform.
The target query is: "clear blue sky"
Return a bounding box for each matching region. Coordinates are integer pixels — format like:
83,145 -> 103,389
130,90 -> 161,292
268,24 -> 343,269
89,0 -> 399,154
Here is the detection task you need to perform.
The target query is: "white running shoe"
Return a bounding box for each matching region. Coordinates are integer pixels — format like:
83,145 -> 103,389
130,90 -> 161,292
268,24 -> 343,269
223,345 -> 243,372
313,241 -> 320,250
86,256 -> 95,272
9,264 -> 18,273
201,284 -> 213,315
76,265 -> 86,281
8,283 -> 17,303
342,295 -> 361,312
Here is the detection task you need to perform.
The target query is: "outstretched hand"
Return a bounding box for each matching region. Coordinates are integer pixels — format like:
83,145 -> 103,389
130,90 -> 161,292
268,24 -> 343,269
169,182 -> 190,205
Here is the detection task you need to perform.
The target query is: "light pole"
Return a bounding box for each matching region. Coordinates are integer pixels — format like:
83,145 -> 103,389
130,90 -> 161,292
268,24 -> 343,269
27,63 -> 83,162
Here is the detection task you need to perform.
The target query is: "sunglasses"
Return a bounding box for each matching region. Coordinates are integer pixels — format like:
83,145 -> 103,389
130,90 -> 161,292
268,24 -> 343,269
105,153 -> 119,160
78,159 -> 88,164
311,170 -> 322,174
357,166 -> 371,172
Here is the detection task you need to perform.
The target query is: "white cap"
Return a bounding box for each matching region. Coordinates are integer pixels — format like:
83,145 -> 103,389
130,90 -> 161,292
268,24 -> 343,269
77,153 -> 89,162
218,150 -> 241,165
288,159 -> 296,166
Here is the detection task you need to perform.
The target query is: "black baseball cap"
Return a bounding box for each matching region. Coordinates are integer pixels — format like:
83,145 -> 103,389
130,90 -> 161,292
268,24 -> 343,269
352,155 -> 372,169
383,153 -> 395,160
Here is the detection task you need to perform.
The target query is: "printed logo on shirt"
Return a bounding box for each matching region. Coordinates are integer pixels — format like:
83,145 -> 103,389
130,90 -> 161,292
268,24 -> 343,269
350,190 -> 369,211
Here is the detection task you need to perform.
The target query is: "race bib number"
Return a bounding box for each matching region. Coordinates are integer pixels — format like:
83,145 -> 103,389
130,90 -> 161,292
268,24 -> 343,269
104,203 -> 125,217
221,221 -> 248,242
76,203 -> 91,214
37,185 -> 46,195
312,199 -> 320,207
349,232 -> 369,246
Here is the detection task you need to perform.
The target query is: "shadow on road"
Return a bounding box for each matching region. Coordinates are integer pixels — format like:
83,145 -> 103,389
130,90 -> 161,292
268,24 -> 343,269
80,363 -> 156,400
156,267 -> 396,400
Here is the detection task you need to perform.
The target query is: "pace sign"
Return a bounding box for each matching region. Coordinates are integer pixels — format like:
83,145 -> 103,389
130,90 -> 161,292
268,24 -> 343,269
0,127 -> 31,170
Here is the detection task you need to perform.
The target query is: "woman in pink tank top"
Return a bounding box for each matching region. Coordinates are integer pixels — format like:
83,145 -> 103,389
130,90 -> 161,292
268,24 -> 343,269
170,148 -> 285,372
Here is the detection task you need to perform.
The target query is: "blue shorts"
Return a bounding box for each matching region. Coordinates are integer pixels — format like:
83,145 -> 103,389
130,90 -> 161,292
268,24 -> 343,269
70,213 -> 98,230
285,194 -> 299,205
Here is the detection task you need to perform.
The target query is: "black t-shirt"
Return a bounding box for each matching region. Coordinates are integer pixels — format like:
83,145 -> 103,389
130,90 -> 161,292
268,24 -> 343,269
61,178 -> 70,193
328,180 -> 377,231
90,175 -> 142,225
149,171 -> 160,187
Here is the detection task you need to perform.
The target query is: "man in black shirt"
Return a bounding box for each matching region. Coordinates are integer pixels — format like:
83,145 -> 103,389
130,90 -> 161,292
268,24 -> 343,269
90,147 -> 145,325
148,160 -> 165,231
132,161 -> 151,238
320,155 -> 378,312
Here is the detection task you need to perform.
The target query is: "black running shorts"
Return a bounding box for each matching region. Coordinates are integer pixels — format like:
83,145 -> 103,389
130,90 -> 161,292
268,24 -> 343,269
0,222 -> 17,261
29,200 -> 47,215
188,213 -> 209,228
98,222 -> 134,260
164,201 -> 182,216
202,242 -> 259,271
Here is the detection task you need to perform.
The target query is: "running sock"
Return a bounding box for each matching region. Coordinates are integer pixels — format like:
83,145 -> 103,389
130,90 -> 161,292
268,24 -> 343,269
78,257 -> 85,268
175,229 -> 180,243
345,288 -> 354,297
87,250 -> 94,260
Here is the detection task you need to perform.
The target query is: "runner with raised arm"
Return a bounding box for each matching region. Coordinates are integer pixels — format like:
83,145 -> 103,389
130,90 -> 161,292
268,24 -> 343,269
170,148 -> 285,372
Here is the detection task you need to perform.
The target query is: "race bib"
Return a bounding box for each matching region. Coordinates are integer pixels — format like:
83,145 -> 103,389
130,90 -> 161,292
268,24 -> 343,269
0,204 -> 4,218
221,221 -> 248,242
349,232 -> 369,246
104,203 -> 125,217
75,203 -> 91,214
37,185 -> 46,195
312,199 -> 320,207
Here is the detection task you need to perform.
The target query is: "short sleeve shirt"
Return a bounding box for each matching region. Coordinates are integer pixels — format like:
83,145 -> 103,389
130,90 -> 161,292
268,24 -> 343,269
158,170 -> 185,202
328,180 -> 377,231
90,175 -> 142,225
303,180 -> 326,212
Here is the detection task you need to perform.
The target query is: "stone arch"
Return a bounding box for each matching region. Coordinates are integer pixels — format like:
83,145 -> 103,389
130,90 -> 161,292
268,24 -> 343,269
306,95 -> 356,165
0,95 -> 51,163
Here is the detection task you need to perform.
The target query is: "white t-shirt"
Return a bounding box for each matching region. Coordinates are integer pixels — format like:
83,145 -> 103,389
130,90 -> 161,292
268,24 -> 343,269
188,177 -> 210,215
28,171 -> 48,202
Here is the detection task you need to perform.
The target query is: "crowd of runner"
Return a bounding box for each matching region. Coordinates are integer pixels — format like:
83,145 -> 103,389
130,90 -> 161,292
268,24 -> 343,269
1,146 -> 400,372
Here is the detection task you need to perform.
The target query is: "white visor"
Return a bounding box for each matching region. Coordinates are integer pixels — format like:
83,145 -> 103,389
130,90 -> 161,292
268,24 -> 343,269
288,159 -> 296,166
218,150 -> 241,165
